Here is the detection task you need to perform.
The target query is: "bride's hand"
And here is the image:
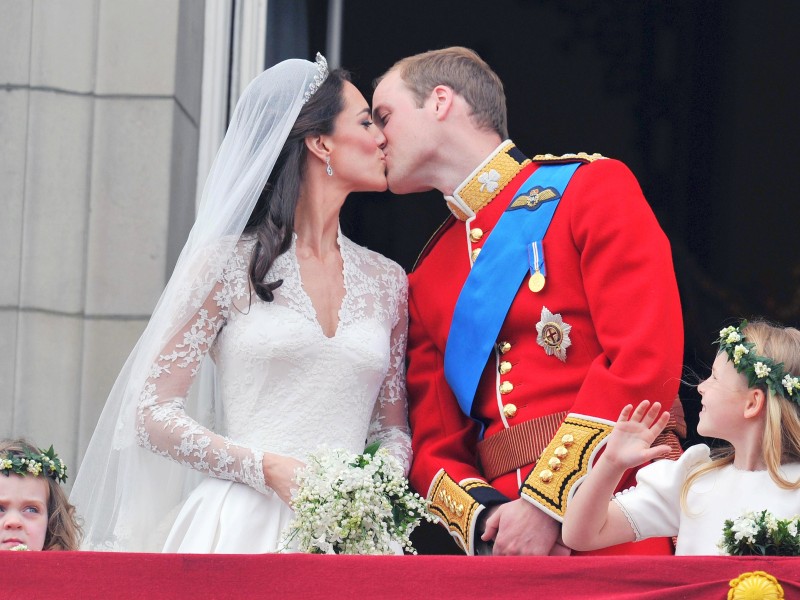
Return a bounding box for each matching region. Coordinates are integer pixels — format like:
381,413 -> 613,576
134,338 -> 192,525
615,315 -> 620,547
262,453 -> 306,506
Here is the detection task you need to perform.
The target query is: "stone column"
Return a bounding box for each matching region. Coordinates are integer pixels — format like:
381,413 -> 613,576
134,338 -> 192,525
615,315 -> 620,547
0,0 -> 205,477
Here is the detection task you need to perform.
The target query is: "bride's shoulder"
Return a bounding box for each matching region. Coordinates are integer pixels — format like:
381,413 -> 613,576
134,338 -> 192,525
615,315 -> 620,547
180,235 -> 255,287
233,234 -> 257,259
190,234 -> 254,261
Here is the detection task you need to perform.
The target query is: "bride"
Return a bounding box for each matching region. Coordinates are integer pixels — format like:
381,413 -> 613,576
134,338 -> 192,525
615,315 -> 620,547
70,55 -> 411,552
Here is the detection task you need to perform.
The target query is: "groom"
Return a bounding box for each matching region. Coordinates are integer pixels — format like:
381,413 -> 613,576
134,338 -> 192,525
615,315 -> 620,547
372,47 -> 684,555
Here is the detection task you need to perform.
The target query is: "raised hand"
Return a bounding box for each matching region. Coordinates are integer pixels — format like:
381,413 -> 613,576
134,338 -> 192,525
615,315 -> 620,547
602,400 -> 671,471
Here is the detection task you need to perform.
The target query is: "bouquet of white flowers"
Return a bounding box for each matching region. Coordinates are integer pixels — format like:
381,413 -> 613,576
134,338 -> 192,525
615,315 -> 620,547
719,509 -> 800,556
280,443 -> 433,555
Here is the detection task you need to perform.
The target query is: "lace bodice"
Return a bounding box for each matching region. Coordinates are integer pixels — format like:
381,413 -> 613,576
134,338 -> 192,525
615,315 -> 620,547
136,232 -> 411,496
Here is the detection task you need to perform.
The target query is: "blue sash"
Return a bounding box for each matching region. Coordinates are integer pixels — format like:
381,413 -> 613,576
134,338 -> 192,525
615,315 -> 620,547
443,163 -> 581,420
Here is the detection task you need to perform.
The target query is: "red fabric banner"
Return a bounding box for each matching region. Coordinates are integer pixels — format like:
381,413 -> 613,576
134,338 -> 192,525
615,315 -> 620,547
3,553 -> 799,599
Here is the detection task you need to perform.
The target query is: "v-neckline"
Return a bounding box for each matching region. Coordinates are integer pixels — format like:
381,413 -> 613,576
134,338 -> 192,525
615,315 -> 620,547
292,228 -> 348,340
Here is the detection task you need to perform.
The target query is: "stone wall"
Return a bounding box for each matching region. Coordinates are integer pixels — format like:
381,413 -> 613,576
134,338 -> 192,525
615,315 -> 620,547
0,0 -> 205,477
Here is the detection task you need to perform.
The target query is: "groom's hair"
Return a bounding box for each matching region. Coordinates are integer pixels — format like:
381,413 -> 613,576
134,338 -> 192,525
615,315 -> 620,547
376,46 -> 508,139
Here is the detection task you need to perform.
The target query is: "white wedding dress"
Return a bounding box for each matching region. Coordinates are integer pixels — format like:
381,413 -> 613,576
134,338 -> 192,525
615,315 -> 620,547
135,231 -> 411,553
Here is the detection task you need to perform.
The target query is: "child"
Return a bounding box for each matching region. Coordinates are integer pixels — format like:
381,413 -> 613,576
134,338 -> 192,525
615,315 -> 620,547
562,319 -> 800,555
0,439 -> 82,551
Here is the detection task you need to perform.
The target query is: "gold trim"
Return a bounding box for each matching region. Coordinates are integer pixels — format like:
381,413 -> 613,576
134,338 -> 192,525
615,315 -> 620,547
532,152 -> 607,163
446,141 -> 530,220
428,471 -> 486,554
463,479 -> 493,493
520,415 -> 613,520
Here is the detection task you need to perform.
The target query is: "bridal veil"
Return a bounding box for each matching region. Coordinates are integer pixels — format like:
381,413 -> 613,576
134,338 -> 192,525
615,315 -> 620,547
70,55 -> 329,550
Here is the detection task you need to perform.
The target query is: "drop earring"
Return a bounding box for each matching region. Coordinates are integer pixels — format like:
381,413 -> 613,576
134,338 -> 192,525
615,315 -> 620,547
325,155 -> 334,177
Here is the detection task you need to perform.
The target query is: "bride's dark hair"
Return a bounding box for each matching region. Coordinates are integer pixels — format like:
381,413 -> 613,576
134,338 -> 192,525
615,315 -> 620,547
244,69 -> 350,302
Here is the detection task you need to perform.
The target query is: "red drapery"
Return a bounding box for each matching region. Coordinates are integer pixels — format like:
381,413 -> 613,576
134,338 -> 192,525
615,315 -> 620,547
4,553 -> 799,599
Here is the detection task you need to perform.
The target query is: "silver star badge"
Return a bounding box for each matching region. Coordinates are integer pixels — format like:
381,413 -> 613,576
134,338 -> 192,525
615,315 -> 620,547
536,306 -> 572,362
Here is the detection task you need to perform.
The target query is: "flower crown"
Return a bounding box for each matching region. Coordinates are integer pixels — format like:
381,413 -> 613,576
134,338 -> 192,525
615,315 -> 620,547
0,445 -> 67,483
716,320 -> 800,404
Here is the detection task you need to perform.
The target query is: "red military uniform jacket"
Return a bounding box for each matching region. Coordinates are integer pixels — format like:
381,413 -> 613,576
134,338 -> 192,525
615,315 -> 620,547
407,141 -> 683,554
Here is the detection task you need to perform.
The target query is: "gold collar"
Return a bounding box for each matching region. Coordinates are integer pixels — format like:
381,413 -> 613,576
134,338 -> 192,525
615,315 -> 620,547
444,140 -> 531,221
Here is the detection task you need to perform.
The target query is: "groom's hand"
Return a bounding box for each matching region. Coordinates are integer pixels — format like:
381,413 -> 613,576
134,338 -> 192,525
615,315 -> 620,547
481,498 -> 560,555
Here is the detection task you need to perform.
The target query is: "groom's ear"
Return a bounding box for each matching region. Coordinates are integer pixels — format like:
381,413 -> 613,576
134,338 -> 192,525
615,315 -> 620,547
430,85 -> 455,121
304,135 -> 331,160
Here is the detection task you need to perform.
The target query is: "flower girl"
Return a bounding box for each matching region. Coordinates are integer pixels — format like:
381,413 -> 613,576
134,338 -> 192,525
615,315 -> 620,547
1,439 -> 81,551
562,319 -> 800,555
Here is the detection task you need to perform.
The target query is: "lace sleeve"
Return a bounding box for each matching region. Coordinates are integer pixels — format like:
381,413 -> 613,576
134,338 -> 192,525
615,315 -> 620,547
135,247 -> 271,495
366,270 -> 412,475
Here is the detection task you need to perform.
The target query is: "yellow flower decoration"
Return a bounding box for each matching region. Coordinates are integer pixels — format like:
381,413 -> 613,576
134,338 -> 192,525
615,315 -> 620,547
728,571 -> 784,600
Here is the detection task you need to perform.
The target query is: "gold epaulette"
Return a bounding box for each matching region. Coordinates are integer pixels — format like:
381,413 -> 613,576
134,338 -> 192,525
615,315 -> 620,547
428,470 -> 490,555
520,414 -> 613,520
532,152 -> 607,164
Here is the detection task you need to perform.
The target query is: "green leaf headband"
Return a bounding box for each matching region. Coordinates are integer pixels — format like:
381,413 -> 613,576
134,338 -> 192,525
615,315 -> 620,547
716,320 -> 800,404
0,445 -> 67,483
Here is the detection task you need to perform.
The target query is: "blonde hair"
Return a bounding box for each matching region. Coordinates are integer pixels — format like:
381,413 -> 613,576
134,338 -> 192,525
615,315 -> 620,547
0,439 -> 83,551
681,320 -> 800,511
378,47 -> 508,139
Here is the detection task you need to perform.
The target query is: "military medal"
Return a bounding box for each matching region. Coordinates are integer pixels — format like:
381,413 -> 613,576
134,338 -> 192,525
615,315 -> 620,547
529,271 -> 545,293
527,241 -> 546,293
536,306 -> 572,362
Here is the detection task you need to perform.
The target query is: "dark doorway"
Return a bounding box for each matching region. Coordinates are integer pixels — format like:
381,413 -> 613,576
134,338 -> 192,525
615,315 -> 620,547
304,0 -> 800,553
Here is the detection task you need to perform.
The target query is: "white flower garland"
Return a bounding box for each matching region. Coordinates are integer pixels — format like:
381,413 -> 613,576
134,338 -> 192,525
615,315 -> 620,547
717,321 -> 800,403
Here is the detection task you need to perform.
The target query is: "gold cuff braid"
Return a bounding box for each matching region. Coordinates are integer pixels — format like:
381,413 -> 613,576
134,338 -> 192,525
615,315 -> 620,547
428,470 -> 489,555
520,415 -> 613,520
